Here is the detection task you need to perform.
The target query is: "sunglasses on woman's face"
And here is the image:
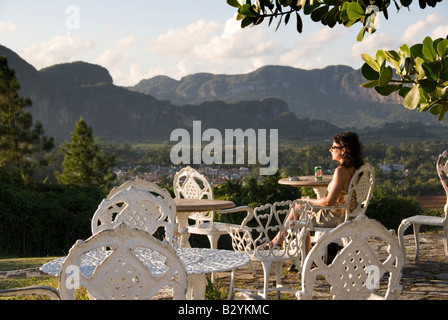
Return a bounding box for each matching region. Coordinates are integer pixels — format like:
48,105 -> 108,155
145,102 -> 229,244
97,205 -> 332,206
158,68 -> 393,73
330,145 -> 343,150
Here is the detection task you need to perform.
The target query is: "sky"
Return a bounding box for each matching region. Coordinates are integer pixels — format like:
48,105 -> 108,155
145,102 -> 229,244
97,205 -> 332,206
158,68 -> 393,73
0,0 -> 447,87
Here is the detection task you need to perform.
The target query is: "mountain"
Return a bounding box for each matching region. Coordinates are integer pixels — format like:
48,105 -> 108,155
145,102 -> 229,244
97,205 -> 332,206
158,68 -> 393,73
0,45 -> 341,143
130,65 -> 446,129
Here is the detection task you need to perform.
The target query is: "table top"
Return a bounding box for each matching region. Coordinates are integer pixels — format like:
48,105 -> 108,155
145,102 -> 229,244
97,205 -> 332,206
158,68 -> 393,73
174,198 -> 235,212
40,247 -> 249,277
278,175 -> 333,187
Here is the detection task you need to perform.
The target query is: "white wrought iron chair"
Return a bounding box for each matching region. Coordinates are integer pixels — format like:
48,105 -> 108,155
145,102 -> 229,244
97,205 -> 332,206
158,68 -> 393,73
91,185 -> 176,246
173,166 -> 234,249
227,200 -> 308,299
298,163 -> 375,244
296,214 -> 404,300
0,223 -> 188,300
398,149 -> 448,261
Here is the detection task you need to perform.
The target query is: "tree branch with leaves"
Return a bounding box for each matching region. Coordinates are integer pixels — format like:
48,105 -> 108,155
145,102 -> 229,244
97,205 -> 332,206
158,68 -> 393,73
226,0 -> 447,120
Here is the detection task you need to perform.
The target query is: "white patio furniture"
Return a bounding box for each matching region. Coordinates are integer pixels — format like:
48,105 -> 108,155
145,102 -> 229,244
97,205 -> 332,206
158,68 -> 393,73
173,166 -> 237,249
1,223 -> 188,300
297,163 -> 375,245
226,200 -> 307,299
398,149 -> 448,261
91,185 -> 176,246
41,244 -> 250,300
296,214 -> 404,300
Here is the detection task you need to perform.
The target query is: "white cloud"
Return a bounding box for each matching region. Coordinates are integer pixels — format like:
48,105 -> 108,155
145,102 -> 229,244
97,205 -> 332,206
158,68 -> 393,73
279,27 -> 347,69
350,33 -> 395,65
0,22 -> 17,32
95,35 -> 138,67
401,13 -> 443,44
432,25 -> 448,39
20,32 -> 94,69
148,19 -> 220,56
148,16 -> 282,78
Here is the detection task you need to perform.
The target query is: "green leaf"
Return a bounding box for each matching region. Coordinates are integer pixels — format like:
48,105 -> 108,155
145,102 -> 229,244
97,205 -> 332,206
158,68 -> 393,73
422,62 -> 439,81
414,57 -> 425,79
400,57 -> 412,76
410,43 -> 423,59
241,16 -> 254,28
227,0 -> 241,8
385,50 -> 401,71
376,50 -> 386,68
238,4 -> 257,17
324,6 -> 340,28
441,57 -> 448,78
361,54 -> 380,72
398,86 -> 411,97
399,44 -> 411,59
403,84 -> 421,110
340,2 -> 350,21
311,5 -> 329,22
303,0 -> 320,15
420,79 -> 437,93
378,66 -> 393,87
375,84 -> 400,96
357,26 -> 366,42
439,106 -> 448,121
360,80 -> 378,88
296,12 -> 303,33
437,39 -> 448,57
361,62 -> 379,81
347,2 -> 364,20
422,36 -> 437,62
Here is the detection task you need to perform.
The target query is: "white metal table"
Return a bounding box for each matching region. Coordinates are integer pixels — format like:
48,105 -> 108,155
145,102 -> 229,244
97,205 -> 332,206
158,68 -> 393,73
40,247 -> 249,300
278,175 -> 333,199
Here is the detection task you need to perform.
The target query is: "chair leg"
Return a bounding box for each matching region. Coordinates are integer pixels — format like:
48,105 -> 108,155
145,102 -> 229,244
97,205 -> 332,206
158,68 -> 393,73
260,261 -> 273,299
443,227 -> 448,262
398,220 -> 411,261
274,261 -> 283,300
228,268 -> 236,300
248,261 -> 257,277
412,223 -> 421,261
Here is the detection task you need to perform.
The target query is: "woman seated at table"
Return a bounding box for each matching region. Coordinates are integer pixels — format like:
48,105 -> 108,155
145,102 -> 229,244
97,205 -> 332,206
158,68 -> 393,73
270,131 -> 364,251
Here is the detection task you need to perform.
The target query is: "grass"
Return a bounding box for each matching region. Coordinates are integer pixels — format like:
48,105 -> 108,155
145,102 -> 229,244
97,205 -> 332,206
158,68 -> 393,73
0,256 -> 61,300
0,257 -> 60,272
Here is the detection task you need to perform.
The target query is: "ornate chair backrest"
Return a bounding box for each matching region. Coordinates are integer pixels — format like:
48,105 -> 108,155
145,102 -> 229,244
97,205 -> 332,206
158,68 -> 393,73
228,200 -> 307,261
108,179 -> 176,214
437,149 -> 448,223
296,215 -> 404,300
91,186 -> 176,245
173,166 -> 213,199
173,166 -> 214,223
59,223 -> 187,300
345,163 -> 375,221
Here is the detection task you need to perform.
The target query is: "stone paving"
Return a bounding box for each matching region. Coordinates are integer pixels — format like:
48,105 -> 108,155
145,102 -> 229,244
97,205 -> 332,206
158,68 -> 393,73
214,230 -> 448,300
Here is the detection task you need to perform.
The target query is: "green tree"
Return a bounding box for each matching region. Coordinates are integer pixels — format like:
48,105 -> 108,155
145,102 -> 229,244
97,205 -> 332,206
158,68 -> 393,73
55,117 -> 116,190
0,56 -> 54,178
226,0 -> 447,119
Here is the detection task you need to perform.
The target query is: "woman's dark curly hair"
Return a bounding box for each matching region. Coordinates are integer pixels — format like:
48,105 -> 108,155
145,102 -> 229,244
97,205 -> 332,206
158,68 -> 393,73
333,131 -> 364,169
